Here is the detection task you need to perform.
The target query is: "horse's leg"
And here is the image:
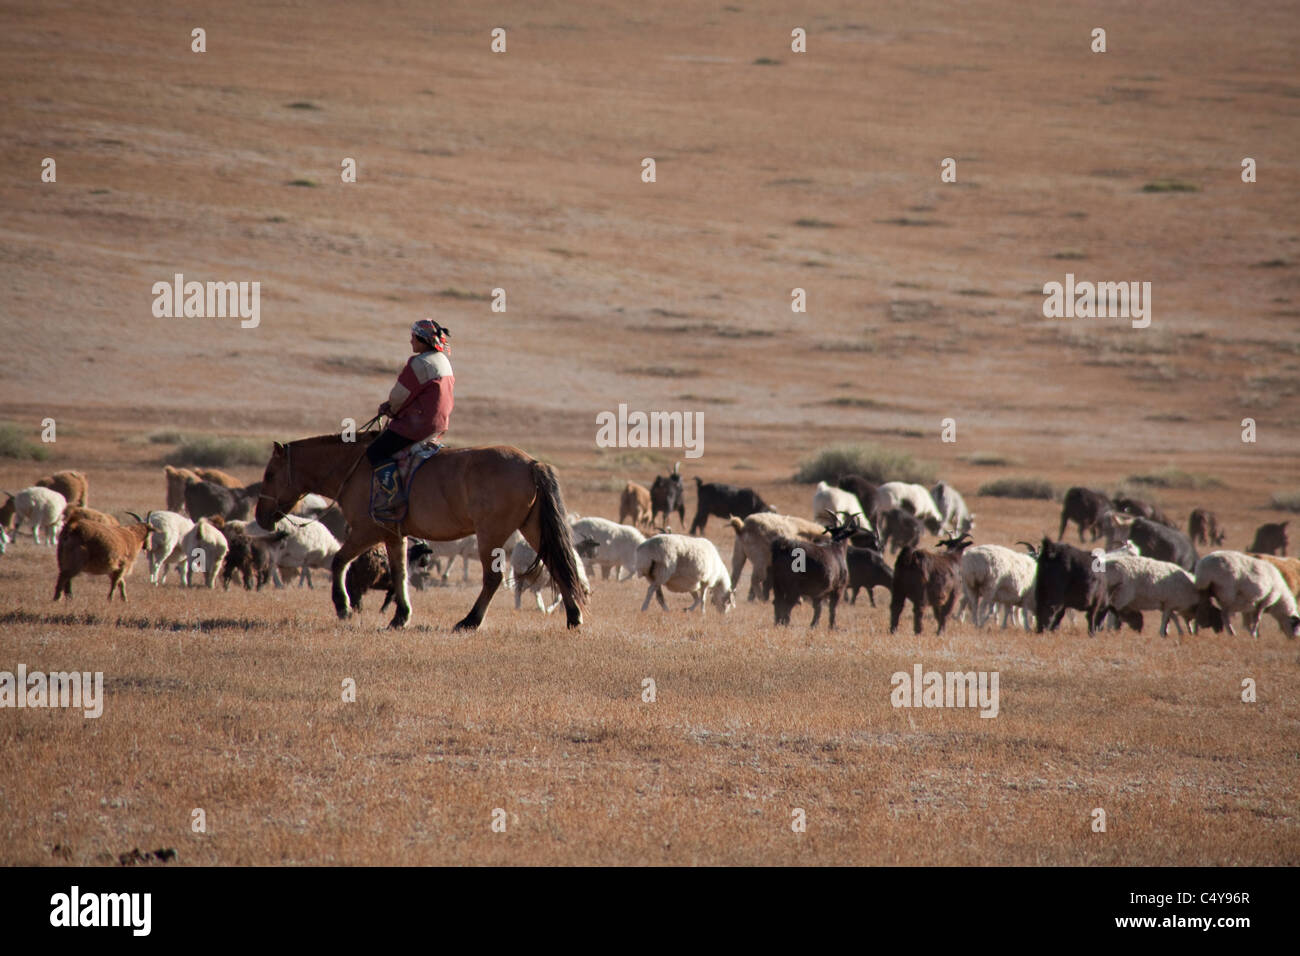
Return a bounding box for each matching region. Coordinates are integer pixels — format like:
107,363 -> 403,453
454,534 -> 507,631
330,536 -> 376,620
384,537 -> 411,628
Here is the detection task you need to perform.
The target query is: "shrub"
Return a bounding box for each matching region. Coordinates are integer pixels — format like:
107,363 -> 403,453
793,443 -> 935,485
978,477 -> 1056,500
1270,490 -> 1300,513
164,437 -> 269,468
0,423 -> 50,461
1125,469 -> 1224,491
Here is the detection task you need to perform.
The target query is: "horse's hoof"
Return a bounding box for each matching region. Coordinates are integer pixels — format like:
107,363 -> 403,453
387,615 -> 409,630
452,617 -> 478,631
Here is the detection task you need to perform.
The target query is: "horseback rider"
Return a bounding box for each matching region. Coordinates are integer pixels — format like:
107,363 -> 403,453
367,319 -> 454,515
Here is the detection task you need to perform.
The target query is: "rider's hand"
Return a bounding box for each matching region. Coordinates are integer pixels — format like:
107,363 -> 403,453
378,402 -> 392,415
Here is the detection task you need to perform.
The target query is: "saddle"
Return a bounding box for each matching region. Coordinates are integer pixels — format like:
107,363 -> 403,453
370,440 -> 442,524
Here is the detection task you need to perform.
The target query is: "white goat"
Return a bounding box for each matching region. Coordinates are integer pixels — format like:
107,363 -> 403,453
1,486 -> 67,545
634,533 -> 734,613
257,519 -> 340,588
179,517 -> 229,588
1195,551 -> 1300,639
931,481 -> 974,535
511,539 -> 590,612
146,510 -> 195,585
874,482 -> 943,532
812,482 -> 869,528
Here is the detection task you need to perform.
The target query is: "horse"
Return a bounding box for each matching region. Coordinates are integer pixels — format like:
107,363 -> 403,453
254,433 -> 587,630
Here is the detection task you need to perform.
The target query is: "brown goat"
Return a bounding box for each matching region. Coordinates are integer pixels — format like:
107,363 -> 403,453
1248,521 -> 1289,556
163,465 -> 201,513
194,467 -> 244,489
35,470 -> 89,507
618,481 -> 653,531
54,513 -> 150,602
1187,508 -> 1225,547
889,534 -> 974,635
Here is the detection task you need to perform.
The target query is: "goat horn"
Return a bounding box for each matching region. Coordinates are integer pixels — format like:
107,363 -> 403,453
126,511 -> 144,523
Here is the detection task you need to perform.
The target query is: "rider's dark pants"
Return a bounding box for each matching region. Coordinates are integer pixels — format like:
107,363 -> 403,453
366,428 -> 410,467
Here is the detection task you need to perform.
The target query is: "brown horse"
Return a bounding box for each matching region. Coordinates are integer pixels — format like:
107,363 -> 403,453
254,433 -> 587,630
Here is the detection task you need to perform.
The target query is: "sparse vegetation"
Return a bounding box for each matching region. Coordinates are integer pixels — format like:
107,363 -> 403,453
794,442 -> 935,485
437,287 -> 491,301
1270,490 -> 1300,512
0,423 -> 50,461
286,101 -> 321,110
287,178 -> 318,188
978,477 -> 1056,500
163,437 -> 269,468
623,365 -> 700,378
753,57 -> 781,65
963,452 -> 1016,467
794,218 -> 837,228
1142,179 -> 1198,193
1126,469 -> 1224,491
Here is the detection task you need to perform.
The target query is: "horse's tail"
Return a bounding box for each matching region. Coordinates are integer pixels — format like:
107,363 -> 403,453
531,461 -> 587,627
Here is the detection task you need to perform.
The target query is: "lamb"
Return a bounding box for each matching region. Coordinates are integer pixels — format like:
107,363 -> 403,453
1248,521 -> 1289,556
178,516 -> 229,588
729,513 -> 829,601
634,533 -> 734,614
877,507 -> 924,556
875,482 -> 943,534
1195,551 -> 1300,639
931,481 -> 974,535
1099,555 -> 1217,637
513,539 -> 592,612
256,518 -> 340,587
812,481 -> 869,528
1187,508 -> 1225,547
570,515 -> 646,581
144,510 -> 194,584
35,470 -> 88,507
1058,486 -> 1111,542
53,512 -> 150,602
649,463 -> 686,529
618,481 -> 654,531
889,533 -> 974,634
960,544 -> 1038,630
0,486 -> 67,545
768,515 -> 860,627
689,477 -> 771,534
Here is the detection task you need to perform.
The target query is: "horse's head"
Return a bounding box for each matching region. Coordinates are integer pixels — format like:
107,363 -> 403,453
255,441 -> 299,528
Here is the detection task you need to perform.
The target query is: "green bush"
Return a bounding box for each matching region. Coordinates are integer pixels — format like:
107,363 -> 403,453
793,442 -> 935,485
978,477 -> 1056,500
1125,469 -> 1224,491
164,437 -> 269,468
0,423 -> 50,461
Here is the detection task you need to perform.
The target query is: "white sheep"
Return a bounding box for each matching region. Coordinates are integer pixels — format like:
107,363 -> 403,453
511,539 -> 590,612
145,510 -> 195,585
1194,551 -> 1300,639
812,481 -> 869,528
874,481 -> 943,533
634,533 -> 734,613
960,544 -> 1037,630
569,516 -> 646,582
1,486 -> 67,545
931,481 -> 974,535
179,517 -> 229,588
265,518 -> 340,588
1101,555 -> 1205,637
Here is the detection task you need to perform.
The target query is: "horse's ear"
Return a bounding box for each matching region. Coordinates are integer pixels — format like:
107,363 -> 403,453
273,441 -> 285,455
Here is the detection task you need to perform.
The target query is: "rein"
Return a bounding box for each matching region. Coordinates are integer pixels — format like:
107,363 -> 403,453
260,415 -> 387,530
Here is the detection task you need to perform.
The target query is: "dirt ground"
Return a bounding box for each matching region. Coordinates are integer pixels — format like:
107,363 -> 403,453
1,0 -> 1298,865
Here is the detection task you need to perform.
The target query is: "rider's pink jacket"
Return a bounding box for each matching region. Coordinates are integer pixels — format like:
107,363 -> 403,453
387,349 -> 454,441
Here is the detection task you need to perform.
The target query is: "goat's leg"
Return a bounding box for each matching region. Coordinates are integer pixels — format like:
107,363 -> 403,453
827,590 -> 840,629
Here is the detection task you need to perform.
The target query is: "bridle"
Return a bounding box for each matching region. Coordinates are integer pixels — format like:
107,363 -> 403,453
258,415 -> 386,530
